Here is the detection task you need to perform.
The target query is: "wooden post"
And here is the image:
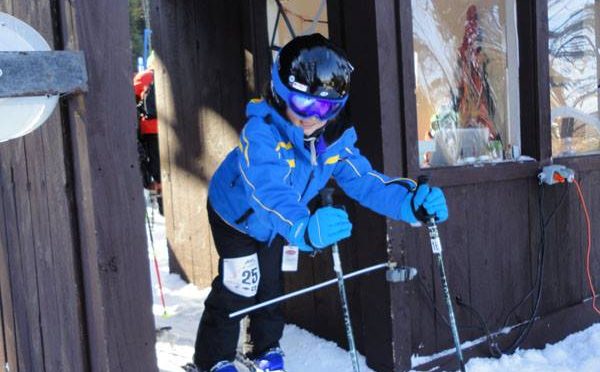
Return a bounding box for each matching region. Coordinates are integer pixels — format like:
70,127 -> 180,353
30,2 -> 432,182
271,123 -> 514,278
56,0 -> 158,370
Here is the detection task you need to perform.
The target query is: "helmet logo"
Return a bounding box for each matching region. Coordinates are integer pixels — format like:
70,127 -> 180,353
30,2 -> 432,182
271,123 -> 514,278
290,81 -> 308,92
319,91 -> 329,97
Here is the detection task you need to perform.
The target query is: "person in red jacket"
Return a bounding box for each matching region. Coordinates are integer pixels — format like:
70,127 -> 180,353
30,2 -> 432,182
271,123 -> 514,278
134,68 -> 163,214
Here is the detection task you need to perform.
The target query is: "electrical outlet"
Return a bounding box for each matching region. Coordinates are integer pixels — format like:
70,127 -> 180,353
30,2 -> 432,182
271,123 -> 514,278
538,165 -> 575,185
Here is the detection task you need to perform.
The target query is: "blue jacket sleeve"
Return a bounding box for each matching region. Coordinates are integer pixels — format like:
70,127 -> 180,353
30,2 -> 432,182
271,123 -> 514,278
238,118 -> 310,240
332,145 -> 416,220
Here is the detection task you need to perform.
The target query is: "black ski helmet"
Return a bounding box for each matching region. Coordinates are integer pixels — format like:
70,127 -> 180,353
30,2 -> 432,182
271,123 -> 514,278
273,33 -> 354,100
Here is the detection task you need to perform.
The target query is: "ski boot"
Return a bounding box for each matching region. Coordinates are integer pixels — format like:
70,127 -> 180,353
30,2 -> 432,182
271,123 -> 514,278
182,361 -> 237,372
209,361 -> 238,372
251,347 -> 285,372
182,363 -> 200,372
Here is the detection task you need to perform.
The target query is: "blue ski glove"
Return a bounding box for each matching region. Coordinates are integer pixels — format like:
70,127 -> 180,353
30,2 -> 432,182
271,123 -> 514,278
288,206 -> 353,251
399,184 -> 448,224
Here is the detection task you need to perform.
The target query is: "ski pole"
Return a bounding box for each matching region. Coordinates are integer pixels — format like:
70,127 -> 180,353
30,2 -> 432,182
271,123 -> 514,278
320,188 -> 360,372
146,196 -> 168,317
229,262 -> 415,318
416,176 -> 465,372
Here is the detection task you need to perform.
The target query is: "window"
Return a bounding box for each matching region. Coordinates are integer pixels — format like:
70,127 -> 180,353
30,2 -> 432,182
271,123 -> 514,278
267,0 -> 329,54
548,0 -> 600,157
412,0 -> 521,168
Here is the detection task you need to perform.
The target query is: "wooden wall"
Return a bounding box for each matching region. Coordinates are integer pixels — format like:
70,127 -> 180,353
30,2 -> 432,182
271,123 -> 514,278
151,0 -> 249,287
0,1 -> 156,371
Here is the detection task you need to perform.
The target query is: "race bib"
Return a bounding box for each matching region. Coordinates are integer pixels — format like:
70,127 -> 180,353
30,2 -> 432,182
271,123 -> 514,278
223,254 -> 260,297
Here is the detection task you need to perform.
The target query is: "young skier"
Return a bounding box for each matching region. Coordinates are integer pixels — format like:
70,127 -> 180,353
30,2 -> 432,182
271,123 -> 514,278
191,33 -> 448,372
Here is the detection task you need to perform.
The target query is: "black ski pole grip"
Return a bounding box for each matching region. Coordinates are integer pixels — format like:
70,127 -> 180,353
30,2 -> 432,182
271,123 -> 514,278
413,175 -> 433,223
320,187 -> 335,207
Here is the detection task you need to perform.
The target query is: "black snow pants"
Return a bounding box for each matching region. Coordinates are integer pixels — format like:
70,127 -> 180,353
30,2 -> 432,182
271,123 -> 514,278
194,202 -> 285,370
139,133 -> 161,186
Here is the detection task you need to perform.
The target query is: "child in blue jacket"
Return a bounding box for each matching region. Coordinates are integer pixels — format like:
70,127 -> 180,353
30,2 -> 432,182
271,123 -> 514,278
192,34 -> 448,372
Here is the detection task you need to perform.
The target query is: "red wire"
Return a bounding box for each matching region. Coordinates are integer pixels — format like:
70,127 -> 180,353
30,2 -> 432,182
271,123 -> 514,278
573,179 -> 600,315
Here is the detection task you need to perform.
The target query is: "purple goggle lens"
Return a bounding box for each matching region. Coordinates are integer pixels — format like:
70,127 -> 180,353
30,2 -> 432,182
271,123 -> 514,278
289,94 -> 343,121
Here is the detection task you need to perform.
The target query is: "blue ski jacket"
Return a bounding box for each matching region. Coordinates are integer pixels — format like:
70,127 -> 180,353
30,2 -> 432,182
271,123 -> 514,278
208,99 -> 416,244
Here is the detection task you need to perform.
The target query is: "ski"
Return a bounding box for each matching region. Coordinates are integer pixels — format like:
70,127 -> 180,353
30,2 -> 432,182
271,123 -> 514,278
156,325 -> 172,336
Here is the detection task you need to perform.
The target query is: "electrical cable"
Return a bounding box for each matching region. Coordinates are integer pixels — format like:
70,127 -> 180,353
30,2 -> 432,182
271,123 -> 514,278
441,182 -> 569,358
499,182 -> 573,354
455,297 -> 502,357
486,183 -> 570,354
417,275 -> 503,356
416,275 -> 482,332
500,184 -> 549,354
415,179 -> 587,358
501,183 -> 569,329
573,179 -> 600,315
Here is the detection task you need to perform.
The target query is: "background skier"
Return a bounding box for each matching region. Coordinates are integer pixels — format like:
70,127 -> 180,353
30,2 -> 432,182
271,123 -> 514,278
134,66 -> 163,214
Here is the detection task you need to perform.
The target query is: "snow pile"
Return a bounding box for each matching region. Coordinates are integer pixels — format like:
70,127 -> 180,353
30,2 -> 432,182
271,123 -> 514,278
145,202 -> 600,372
465,323 -> 600,372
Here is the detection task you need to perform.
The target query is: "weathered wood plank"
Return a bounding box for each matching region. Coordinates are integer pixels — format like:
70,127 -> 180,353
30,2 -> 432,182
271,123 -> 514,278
243,0 -> 270,96
416,162 -> 539,188
0,51 -> 88,98
433,186 -> 473,346
311,196 -> 361,350
539,182 -> 580,316
0,4 -> 53,371
0,199 -> 14,372
396,0 -> 420,176
465,181 -> 531,345
0,283 -> 5,367
41,118 -> 88,371
588,171 -> 600,304
407,223 -> 438,357
340,0 -> 397,368
152,0 -> 247,287
0,140 -> 44,372
58,0 -> 157,369
371,0 -> 412,367
0,206 -> 18,372
395,0 -> 441,362
22,126 -> 65,372
517,0 -> 552,161
23,111 -> 87,372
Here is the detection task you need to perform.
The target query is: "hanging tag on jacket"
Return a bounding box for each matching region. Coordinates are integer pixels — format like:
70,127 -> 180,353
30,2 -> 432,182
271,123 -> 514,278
281,245 -> 299,272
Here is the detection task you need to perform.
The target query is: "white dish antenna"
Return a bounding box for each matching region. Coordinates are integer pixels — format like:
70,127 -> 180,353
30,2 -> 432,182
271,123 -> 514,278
0,12 -> 59,142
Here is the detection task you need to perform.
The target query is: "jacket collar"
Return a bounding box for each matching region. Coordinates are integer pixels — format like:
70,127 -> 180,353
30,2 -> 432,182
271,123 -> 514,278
246,99 -> 357,158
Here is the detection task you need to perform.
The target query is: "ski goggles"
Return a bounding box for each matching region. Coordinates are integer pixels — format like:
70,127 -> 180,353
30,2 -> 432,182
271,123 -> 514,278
272,63 -> 348,121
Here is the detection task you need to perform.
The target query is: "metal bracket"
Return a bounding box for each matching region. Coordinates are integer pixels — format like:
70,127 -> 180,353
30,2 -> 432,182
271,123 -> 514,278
386,265 -> 418,283
0,51 -> 88,98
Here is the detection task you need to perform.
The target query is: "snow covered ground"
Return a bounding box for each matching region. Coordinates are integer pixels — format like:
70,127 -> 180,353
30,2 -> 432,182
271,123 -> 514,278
145,202 -> 600,372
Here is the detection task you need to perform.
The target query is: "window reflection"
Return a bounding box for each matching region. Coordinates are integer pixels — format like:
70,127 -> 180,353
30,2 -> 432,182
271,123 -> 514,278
412,0 -> 521,168
549,0 -> 600,157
